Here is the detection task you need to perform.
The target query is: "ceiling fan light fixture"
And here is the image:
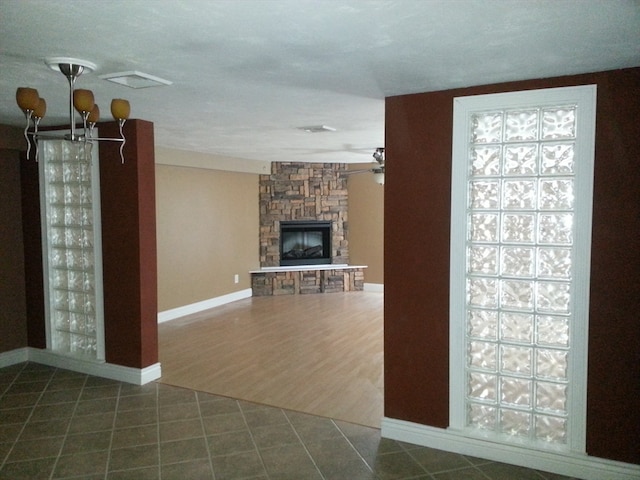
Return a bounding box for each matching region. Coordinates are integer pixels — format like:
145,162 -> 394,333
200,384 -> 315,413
297,125 -> 337,133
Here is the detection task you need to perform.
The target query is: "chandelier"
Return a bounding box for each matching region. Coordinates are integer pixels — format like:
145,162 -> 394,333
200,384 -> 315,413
15,57 -> 130,163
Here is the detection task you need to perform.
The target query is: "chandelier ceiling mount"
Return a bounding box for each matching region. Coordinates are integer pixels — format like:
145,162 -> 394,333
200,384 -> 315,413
16,57 -> 131,163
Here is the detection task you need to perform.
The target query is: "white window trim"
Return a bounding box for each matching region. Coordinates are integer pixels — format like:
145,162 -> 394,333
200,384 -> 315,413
38,136 -> 106,362
449,85 -> 597,453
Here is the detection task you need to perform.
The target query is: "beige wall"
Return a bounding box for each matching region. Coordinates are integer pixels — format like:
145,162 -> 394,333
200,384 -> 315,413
347,172 -> 384,285
155,148 -> 385,312
156,164 -> 259,311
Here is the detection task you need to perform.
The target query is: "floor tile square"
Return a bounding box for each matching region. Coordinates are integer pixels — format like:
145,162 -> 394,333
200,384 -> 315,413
67,411 -> 115,433
53,450 -> 109,478
160,437 -> 209,465
201,412 -> 247,435
211,450 -> 267,480
109,444 -> 159,471
0,457 -> 56,480
111,424 -> 159,449
408,446 -> 475,474
61,430 -> 112,455
242,405 -> 289,429
80,384 -> 121,400
118,393 -> 158,412
158,401 -> 200,422
0,392 -> 41,409
207,430 -> 256,456
372,450 -> 429,479
114,407 -> 158,428
260,443 -> 323,479
251,422 -> 301,450
38,387 -> 83,405
19,418 -> 70,440
159,418 -> 204,442
74,397 -> 118,416
161,459 -> 214,480
107,465 -> 160,480
198,397 -> 240,417
7,435 -> 64,462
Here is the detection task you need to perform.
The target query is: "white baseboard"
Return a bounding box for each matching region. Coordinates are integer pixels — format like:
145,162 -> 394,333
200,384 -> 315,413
0,348 -> 161,385
381,417 -> 640,480
0,347 -> 29,368
158,288 -> 253,323
363,283 -> 384,293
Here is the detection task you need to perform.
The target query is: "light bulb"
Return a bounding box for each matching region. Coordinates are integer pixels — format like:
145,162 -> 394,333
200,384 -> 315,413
16,87 -> 40,112
110,98 -> 130,120
88,104 -> 100,123
32,98 -> 47,119
73,89 -> 95,113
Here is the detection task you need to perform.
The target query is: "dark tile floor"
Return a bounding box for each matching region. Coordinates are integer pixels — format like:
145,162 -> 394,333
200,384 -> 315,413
0,362 -> 576,480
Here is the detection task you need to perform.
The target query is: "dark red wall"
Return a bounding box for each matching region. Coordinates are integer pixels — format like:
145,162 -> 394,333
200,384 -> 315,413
384,68 -> 640,464
99,120 -> 158,368
20,155 -> 46,349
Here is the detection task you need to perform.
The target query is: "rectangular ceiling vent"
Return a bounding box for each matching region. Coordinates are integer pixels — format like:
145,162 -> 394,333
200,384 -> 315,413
297,125 -> 337,133
99,71 -> 173,89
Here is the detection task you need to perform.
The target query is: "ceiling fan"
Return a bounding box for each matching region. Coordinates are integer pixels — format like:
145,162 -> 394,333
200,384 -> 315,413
343,147 -> 385,184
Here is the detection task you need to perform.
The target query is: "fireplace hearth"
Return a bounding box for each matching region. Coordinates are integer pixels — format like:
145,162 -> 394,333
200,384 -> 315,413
280,220 -> 331,266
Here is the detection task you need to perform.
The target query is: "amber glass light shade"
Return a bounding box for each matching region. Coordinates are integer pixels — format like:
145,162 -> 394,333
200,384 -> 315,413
73,89 -> 95,113
16,87 -> 40,111
110,98 -> 130,120
88,104 -> 100,123
33,98 -> 47,119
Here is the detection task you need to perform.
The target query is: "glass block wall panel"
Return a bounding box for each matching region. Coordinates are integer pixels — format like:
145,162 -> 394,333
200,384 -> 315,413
41,140 -> 103,359
465,106 -> 577,445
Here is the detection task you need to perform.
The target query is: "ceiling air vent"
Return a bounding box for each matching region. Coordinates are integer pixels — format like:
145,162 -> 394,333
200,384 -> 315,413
99,71 -> 172,89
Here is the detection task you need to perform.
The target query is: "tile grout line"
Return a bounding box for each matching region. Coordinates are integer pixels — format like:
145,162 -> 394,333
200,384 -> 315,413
102,379 -> 124,480
0,362 -> 32,473
195,390 -> 218,479
236,400 -> 272,480
401,442 -> 495,480
47,368 -> 89,480
281,409 -> 327,480
331,418 -> 380,476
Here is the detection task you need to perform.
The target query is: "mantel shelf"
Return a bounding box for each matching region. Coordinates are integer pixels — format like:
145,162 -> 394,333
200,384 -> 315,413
249,264 -> 366,274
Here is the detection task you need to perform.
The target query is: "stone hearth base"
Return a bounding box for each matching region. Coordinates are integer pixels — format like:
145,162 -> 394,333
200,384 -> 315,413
250,265 -> 366,296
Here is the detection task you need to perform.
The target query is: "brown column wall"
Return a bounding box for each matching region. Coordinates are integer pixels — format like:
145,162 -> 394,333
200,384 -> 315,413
20,145 -> 46,349
99,120 -> 158,368
0,132 -> 29,352
384,68 -> 640,464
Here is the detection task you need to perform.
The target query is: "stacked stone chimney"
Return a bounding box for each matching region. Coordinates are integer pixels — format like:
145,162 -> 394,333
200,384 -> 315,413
259,162 -> 348,267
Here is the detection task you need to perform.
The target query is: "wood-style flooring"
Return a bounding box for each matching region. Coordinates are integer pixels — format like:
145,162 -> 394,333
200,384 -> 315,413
157,291 -> 383,428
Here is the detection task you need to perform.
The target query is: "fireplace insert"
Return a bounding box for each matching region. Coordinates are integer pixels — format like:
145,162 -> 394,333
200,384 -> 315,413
280,220 -> 331,266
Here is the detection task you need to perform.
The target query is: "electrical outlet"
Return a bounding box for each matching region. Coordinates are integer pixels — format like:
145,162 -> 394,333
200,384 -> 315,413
234,274 -> 239,284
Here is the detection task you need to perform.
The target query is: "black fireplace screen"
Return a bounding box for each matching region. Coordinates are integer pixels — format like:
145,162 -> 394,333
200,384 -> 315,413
280,221 -> 331,266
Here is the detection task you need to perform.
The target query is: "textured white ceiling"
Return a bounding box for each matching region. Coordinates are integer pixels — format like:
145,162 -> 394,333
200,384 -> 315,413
1,0 -> 639,166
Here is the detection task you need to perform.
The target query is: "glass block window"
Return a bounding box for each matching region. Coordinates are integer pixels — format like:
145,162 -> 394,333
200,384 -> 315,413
466,106 -> 576,444
41,140 -> 104,360
451,86 -> 596,453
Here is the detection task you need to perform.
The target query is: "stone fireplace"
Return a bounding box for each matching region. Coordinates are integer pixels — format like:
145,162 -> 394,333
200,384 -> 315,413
258,162 -> 349,267
251,162 -> 365,295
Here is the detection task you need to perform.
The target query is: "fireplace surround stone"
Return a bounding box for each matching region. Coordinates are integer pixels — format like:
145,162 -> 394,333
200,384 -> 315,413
253,162 -> 364,296
259,162 -> 349,267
